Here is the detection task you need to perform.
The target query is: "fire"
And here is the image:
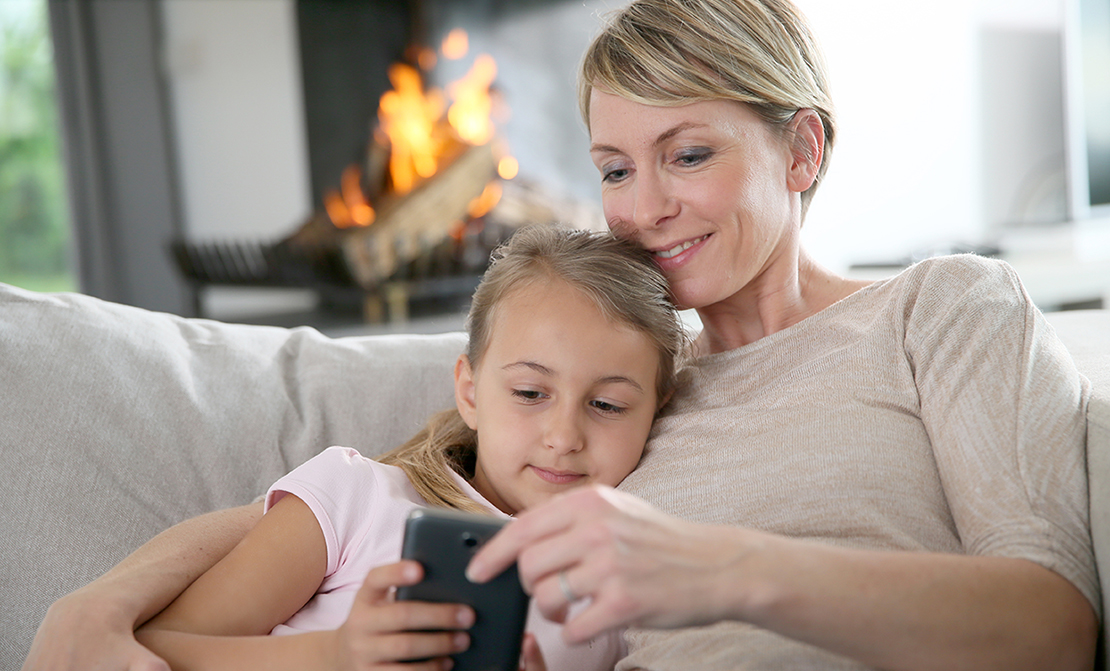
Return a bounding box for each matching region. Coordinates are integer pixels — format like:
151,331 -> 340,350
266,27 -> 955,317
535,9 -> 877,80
325,165 -> 375,228
379,62 -> 447,195
324,29 -> 513,228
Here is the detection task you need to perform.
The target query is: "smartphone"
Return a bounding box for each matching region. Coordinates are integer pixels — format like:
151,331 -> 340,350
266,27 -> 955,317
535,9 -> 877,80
396,507 -> 530,671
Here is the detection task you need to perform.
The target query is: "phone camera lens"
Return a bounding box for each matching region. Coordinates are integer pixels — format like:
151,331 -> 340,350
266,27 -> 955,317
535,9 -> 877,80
462,533 -> 479,548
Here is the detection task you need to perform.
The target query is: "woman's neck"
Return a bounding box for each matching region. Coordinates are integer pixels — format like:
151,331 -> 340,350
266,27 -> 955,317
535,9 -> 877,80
692,251 -> 870,355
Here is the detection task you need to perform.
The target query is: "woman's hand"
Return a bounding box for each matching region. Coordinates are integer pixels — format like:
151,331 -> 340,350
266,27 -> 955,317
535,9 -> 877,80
22,589 -> 169,671
335,560 -> 475,671
467,485 -> 750,644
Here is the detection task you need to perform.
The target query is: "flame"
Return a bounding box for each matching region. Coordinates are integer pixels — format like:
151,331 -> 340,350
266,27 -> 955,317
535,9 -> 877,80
325,29 -> 518,229
442,29 -> 468,60
324,165 -> 375,228
498,156 -> 519,180
468,181 -> 502,219
378,63 -> 446,195
447,54 -> 498,146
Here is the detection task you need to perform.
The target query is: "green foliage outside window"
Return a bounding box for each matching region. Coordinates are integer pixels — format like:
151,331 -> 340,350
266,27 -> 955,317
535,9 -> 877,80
0,0 -> 75,293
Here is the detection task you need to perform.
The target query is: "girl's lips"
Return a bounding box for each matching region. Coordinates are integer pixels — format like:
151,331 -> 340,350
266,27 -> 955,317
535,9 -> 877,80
530,466 -> 585,485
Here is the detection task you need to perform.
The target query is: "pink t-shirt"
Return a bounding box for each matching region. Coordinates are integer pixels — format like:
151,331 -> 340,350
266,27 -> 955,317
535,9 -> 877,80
265,446 -> 625,670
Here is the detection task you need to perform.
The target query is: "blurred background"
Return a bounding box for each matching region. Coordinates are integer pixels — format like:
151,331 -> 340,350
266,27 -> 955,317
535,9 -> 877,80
1,0 -> 1107,332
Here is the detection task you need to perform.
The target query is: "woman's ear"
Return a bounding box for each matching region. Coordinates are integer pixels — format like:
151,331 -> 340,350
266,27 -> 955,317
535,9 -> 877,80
454,354 -> 478,430
786,108 -> 824,194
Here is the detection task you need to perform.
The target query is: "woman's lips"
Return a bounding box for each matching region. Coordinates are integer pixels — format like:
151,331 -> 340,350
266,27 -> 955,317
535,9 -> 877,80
652,234 -> 709,262
530,466 -> 585,485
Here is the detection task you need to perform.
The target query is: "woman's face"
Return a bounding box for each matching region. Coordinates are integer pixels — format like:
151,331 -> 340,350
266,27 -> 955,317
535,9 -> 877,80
588,91 -> 803,311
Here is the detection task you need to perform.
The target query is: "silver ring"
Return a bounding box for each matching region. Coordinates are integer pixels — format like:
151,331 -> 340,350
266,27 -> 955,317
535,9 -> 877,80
558,569 -> 577,603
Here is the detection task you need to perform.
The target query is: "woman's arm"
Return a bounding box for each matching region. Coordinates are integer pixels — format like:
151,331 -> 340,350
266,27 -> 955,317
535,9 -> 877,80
22,502 -> 263,671
470,485 -> 1097,671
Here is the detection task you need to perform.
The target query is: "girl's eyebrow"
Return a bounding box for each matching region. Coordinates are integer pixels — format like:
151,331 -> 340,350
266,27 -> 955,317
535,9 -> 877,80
503,361 -> 645,394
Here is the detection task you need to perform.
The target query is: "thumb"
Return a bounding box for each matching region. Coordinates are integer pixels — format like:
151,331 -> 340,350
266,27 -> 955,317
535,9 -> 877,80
519,633 -> 548,671
355,559 -> 424,605
127,647 -> 172,671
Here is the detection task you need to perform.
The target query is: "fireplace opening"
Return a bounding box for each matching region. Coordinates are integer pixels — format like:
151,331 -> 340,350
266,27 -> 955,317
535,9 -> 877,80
172,0 -> 605,326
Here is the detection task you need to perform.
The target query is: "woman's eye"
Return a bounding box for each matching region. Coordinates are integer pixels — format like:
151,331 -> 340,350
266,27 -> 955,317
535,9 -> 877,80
601,165 -> 630,183
590,400 -> 627,415
512,389 -> 546,402
675,148 -> 712,167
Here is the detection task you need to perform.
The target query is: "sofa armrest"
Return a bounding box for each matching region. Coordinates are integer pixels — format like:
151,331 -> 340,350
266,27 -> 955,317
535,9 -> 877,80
1045,309 -> 1110,667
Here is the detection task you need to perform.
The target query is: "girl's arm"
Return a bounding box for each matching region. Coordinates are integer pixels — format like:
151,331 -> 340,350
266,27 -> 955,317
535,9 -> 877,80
22,502 -> 263,671
470,485 -> 1097,671
137,494 -> 475,671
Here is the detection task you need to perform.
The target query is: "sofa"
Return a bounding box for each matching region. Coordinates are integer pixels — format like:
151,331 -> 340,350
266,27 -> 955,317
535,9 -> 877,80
1,280 -> 1108,669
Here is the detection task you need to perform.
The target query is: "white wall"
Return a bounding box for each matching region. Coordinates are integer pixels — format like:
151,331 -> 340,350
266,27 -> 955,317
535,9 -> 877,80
162,0 -> 310,241
160,0 -> 1069,291
161,0 -> 314,316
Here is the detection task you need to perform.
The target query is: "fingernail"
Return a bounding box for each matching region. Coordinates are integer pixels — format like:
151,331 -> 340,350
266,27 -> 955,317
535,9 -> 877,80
457,606 -> 475,628
464,565 -> 482,583
454,632 -> 470,651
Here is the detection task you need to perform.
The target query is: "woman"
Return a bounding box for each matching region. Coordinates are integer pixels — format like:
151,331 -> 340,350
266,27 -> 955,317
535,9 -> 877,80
24,0 -> 1098,669
465,1 -> 1098,669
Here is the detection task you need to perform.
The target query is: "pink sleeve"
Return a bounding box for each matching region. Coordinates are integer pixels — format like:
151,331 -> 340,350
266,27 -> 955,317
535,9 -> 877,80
265,446 -> 382,577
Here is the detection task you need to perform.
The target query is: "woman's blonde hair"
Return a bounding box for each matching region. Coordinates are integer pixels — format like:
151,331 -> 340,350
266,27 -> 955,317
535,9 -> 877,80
578,0 -> 836,219
378,225 -> 686,514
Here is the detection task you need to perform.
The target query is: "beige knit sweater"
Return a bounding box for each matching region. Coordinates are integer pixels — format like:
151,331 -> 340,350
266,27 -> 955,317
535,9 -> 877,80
616,255 -> 1097,670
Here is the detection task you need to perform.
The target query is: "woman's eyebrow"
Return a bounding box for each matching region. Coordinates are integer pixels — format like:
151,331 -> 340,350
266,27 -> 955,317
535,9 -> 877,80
589,121 -> 707,155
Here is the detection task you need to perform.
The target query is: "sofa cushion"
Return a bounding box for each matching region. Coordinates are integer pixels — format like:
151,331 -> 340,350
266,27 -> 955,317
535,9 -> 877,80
0,283 -> 465,664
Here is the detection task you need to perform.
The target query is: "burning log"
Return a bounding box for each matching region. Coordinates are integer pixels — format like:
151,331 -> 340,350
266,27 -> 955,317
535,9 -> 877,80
341,139 -> 499,289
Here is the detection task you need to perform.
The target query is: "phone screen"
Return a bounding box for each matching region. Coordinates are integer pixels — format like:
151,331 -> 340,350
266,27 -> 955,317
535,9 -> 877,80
396,507 -> 530,671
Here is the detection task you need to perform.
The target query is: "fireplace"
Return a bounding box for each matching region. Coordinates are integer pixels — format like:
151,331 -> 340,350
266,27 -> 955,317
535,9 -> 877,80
172,0 -> 608,325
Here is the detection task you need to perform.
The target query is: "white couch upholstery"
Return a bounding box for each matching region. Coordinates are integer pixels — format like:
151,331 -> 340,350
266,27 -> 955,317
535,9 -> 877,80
1,282 -> 1107,668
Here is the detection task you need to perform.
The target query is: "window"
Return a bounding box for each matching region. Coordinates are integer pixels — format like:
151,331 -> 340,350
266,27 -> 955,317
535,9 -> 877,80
0,0 -> 74,292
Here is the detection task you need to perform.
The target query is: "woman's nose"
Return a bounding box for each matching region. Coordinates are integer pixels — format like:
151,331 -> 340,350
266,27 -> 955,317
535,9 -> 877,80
631,171 -> 677,231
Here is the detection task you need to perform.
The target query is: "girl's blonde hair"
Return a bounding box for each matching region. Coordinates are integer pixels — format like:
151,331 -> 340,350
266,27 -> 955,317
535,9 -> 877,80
578,0 -> 836,219
378,225 -> 686,514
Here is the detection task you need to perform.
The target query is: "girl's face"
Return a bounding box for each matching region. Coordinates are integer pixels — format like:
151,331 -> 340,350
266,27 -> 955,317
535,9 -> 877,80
588,90 -> 806,312
455,279 -> 661,515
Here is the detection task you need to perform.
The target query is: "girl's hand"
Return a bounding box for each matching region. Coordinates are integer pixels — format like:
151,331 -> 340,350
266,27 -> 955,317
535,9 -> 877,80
518,633 -> 547,671
468,485 -> 749,644
336,560 -> 475,671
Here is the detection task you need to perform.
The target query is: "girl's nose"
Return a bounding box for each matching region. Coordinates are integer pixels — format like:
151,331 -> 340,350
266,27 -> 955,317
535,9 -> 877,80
544,407 -> 585,455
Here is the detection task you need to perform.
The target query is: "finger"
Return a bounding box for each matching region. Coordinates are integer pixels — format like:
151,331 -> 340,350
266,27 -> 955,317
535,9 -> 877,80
519,632 -> 548,671
468,486 -> 612,583
348,631 -> 470,666
560,591 -> 642,645
128,650 -> 172,671
360,600 -> 476,635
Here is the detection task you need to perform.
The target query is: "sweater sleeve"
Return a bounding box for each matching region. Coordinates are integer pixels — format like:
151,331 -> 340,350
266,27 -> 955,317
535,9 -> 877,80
905,256 -> 1098,616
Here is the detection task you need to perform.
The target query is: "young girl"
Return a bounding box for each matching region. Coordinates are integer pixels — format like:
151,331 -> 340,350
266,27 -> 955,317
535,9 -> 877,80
133,225 -> 687,671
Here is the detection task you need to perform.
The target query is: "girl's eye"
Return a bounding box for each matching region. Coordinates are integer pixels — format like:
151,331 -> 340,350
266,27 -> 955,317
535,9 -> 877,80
512,389 -> 547,402
590,399 -> 627,415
